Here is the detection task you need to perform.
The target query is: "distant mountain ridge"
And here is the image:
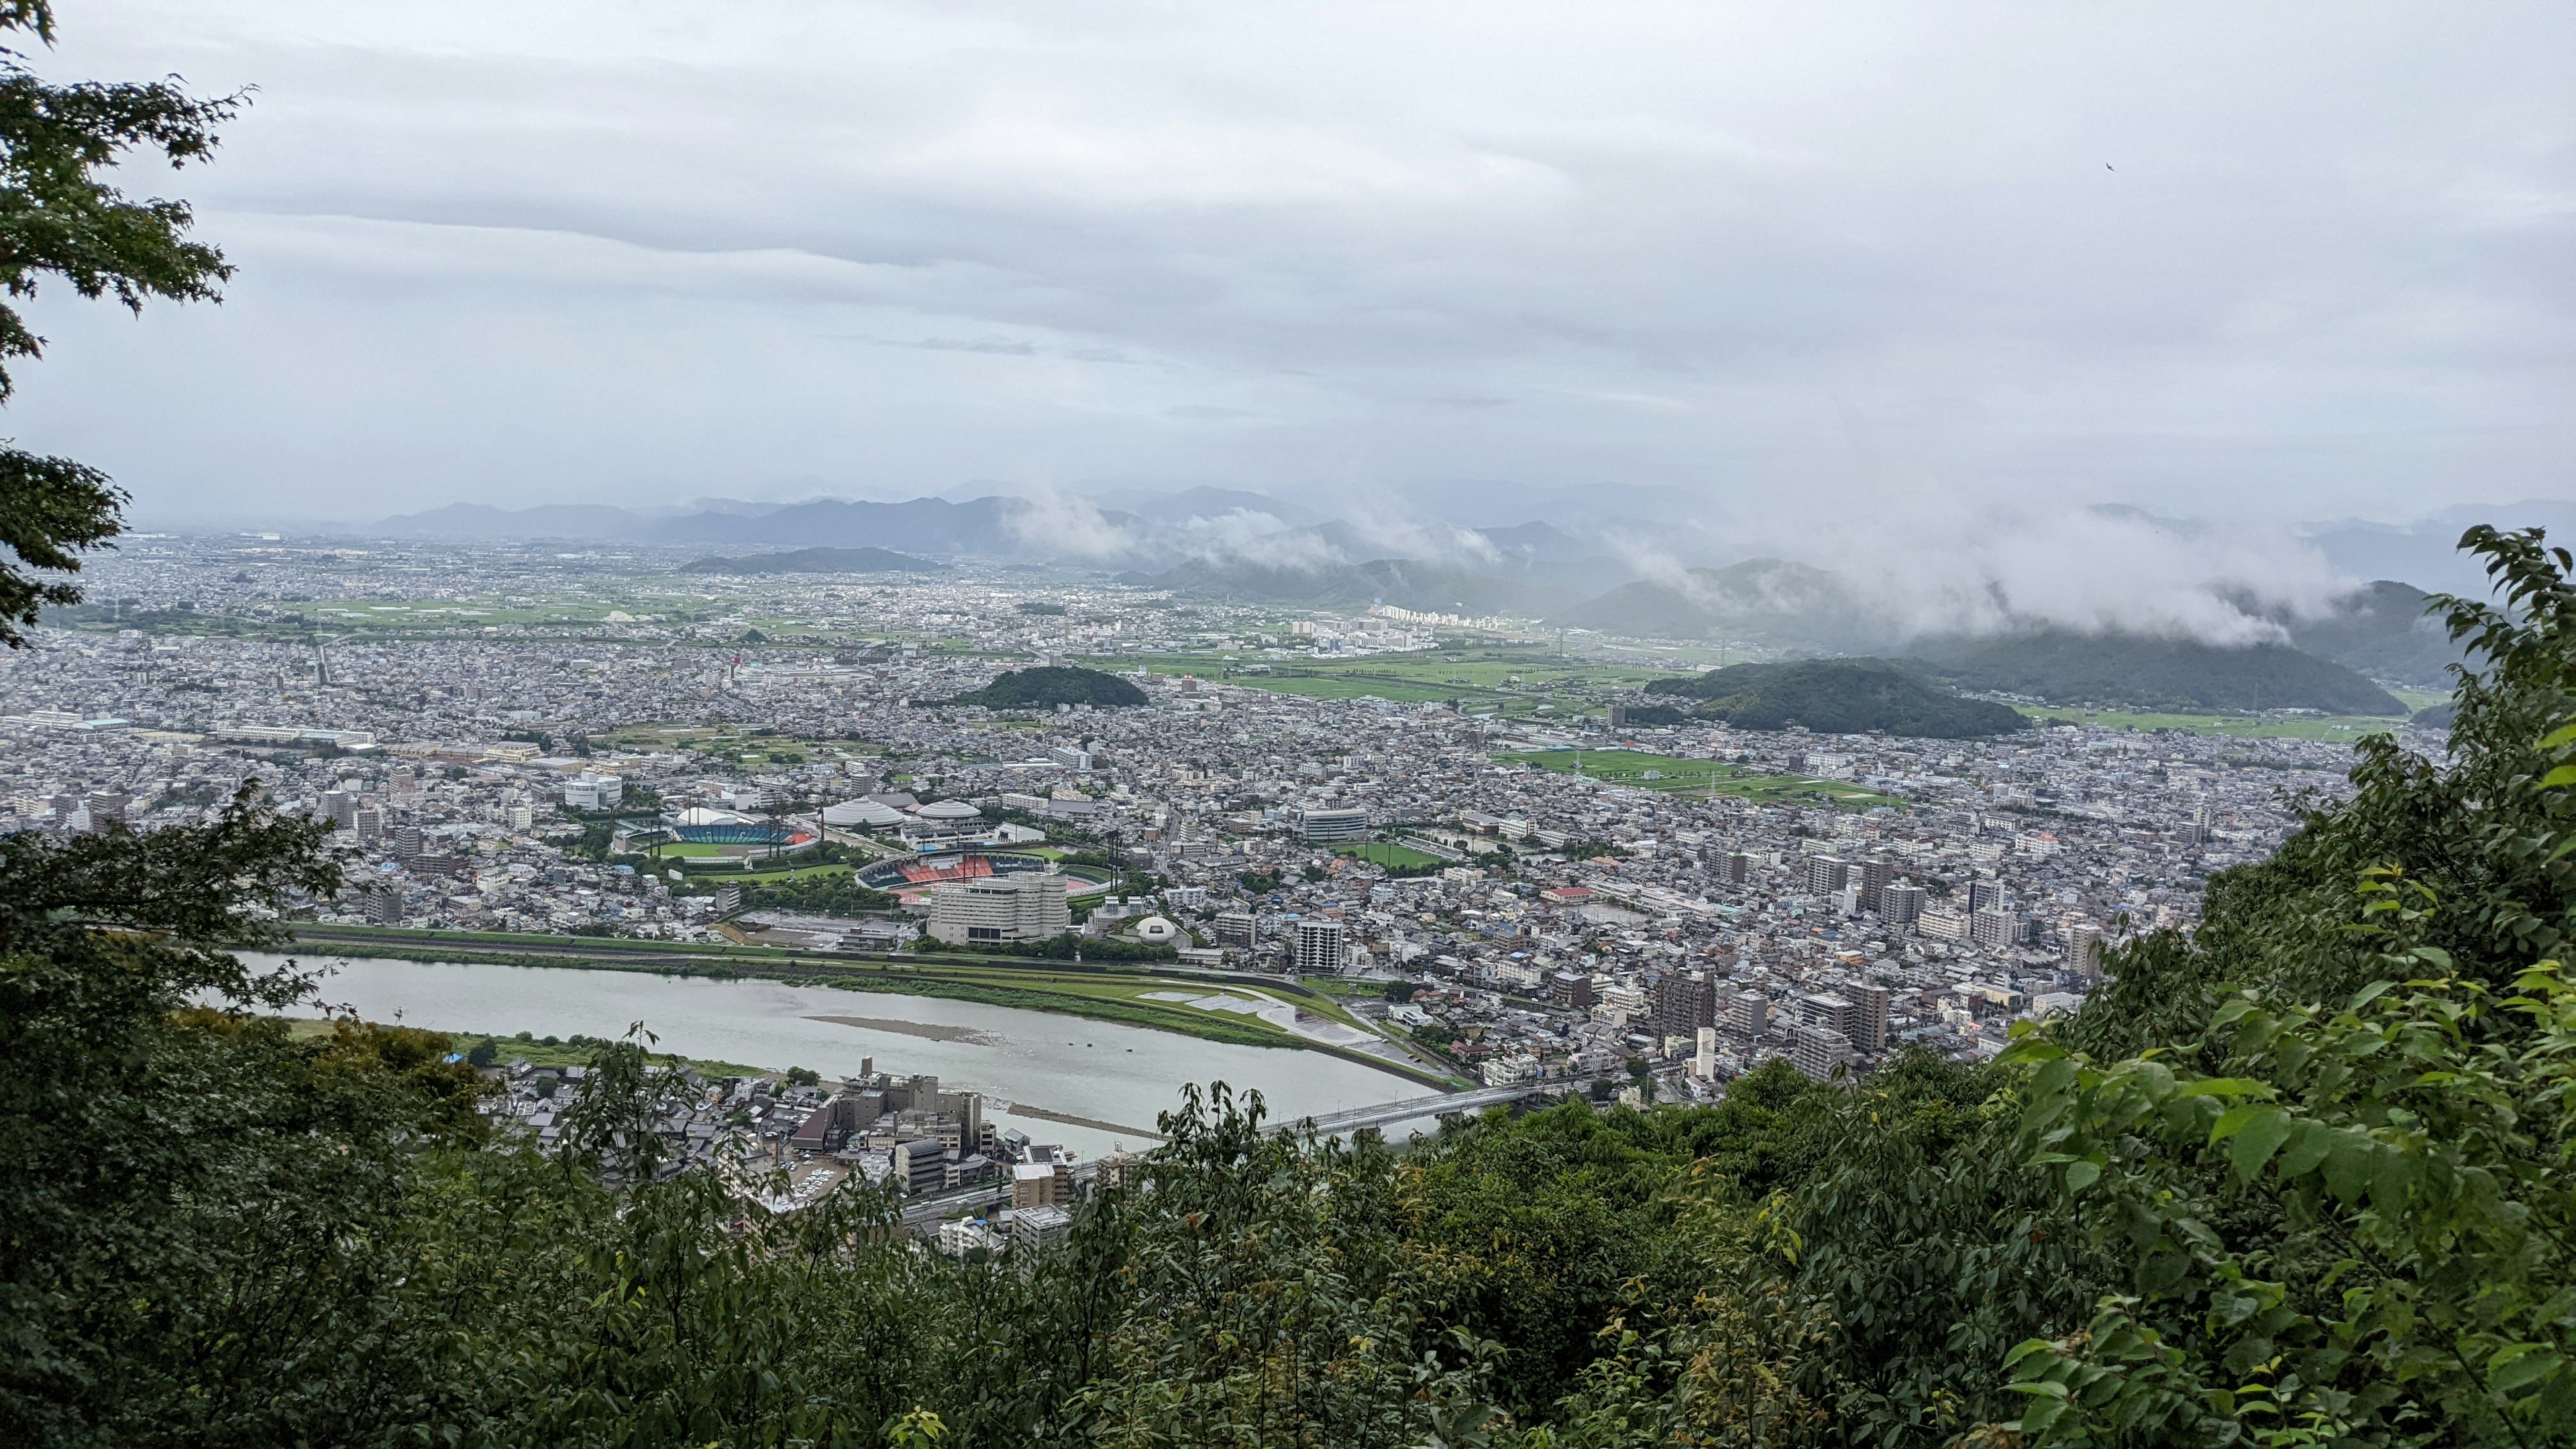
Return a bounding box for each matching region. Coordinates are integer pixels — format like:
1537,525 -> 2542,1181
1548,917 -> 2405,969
680,547 -> 938,575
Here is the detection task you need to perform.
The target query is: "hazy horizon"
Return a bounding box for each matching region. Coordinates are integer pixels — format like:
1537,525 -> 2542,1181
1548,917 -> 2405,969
12,3 -> 2567,535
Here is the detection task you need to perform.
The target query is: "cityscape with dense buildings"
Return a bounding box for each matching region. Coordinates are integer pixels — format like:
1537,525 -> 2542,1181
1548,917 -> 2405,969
9,1 -> 2569,1440
3,531 -> 2404,1202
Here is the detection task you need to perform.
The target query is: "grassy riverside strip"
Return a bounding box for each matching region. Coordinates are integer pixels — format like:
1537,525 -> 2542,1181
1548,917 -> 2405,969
284,926 -> 1462,1090
278,1018 -> 777,1080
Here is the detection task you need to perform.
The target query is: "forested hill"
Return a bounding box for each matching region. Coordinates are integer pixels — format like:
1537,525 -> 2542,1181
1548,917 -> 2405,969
947,665 -> 1149,709
17,530 -> 2575,1447
1906,630 -> 2410,714
1646,657 -> 2029,737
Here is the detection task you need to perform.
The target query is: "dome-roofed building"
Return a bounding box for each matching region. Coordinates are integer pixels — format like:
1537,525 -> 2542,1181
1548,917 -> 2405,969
1132,916 -> 1179,944
914,799 -> 983,821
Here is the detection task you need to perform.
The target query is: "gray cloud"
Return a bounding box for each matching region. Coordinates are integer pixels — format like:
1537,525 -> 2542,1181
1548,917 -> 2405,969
9,0 -> 2569,539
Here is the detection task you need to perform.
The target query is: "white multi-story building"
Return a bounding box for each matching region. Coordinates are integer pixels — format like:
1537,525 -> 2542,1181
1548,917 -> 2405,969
1293,918 -> 1347,974
927,870 -> 1071,946
1297,806 -> 1370,842
1792,1024 -> 1853,1083
563,773 -> 623,810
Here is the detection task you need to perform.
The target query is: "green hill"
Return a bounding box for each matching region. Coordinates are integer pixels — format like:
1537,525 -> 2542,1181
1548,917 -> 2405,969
1908,631 -> 2408,714
680,546 -> 938,574
2281,580 -> 2465,688
948,665 -> 1148,710
1645,657 -> 2027,737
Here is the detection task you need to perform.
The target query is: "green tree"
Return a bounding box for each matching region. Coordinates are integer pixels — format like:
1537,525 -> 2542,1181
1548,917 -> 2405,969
0,1 -> 239,644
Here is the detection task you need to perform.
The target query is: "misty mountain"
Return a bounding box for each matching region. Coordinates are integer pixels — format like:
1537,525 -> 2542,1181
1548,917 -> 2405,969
1106,486 -> 1320,527
1644,658 -> 2027,738
1907,633 -> 2408,716
375,502 -> 656,540
2306,500 -> 2576,598
1552,559 -> 1896,652
642,495 -> 1087,555
679,547 -> 939,575
2281,580 -> 2465,689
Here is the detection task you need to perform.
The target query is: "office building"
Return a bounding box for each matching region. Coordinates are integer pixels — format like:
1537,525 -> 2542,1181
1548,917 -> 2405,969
1297,806 -> 1370,842
562,773 -> 623,810
928,871 -> 1072,945
893,1139 -> 949,1195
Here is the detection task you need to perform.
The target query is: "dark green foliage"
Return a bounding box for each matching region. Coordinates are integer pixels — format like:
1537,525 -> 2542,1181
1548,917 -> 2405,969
742,871 -> 899,916
1648,657 -> 2029,738
947,665 -> 1148,710
1910,630 -> 2409,714
680,545 -> 938,575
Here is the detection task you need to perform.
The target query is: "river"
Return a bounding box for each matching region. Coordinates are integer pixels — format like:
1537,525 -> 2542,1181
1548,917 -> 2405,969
252,954 -> 1438,1157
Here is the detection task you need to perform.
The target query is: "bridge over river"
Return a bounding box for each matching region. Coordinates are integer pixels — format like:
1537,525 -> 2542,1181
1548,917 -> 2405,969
1293,1079 -> 1609,1136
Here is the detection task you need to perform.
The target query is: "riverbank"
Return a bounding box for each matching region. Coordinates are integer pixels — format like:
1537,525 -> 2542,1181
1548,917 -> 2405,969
279,1017 -> 777,1079
287,926 -> 1463,1090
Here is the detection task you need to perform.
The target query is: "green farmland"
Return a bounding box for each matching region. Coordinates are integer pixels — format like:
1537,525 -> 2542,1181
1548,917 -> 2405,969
2025,708 -> 2424,742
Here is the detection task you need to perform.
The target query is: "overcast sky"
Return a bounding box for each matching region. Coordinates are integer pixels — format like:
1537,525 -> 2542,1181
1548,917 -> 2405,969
14,1 -> 2573,531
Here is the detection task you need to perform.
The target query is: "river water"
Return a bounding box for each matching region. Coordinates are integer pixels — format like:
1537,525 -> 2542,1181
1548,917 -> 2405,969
251,954 -> 1432,1157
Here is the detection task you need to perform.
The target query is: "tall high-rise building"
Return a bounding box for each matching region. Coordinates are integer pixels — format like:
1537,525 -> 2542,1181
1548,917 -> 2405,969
1293,918 -> 1348,974
85,790 -> 129,827
1721,987 -> 1770,1039
352,806 -> 385,844
1722,851 -> 1753,885
1804,854 -> 1849,896
393,824 -> 423,861
1847,983 -> 1892,1054
1967,879 -> 2006,914
1792,1024 -> 1853,1083
1880,881 -> 1927,927
2064,921 -> 2105,983
1214,911 -> 1258,948
1855,857 -> 1895,913
1971,905 -> 2021,950
1652,971 -> 1717,1040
